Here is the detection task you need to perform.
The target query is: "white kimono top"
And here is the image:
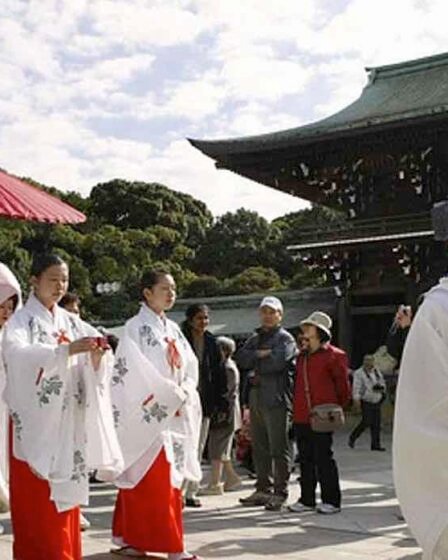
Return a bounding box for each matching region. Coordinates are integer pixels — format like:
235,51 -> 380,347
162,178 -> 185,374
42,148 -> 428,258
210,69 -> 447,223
2,293 -> 123,512
112,304 -> 202,490
394,277 -> 448,560
0,262 -> 22,510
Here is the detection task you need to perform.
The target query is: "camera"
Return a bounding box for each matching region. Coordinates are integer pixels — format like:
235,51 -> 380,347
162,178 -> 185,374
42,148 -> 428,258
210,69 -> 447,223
372,383 -> 384,392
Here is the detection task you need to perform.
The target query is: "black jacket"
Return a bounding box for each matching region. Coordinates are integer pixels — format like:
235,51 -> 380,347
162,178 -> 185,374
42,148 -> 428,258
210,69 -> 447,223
236,326 -> 297,409
386,326 -> 410,366
183,328 -> 227,417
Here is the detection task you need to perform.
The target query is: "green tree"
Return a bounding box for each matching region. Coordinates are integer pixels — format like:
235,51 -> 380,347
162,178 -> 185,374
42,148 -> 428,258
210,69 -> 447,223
89,179 -> 212,248
183,275 -> 223,297
273,205 -> 347,245
225,266 -> 282,295
194,208 -> 280,278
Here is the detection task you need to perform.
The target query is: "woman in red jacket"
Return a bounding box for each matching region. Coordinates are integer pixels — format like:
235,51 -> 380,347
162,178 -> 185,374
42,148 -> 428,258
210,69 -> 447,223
289,312 -> 350,515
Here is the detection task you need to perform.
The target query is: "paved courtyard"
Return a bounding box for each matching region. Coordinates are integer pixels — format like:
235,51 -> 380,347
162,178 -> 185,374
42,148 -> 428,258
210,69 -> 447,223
0,431 -> 421,559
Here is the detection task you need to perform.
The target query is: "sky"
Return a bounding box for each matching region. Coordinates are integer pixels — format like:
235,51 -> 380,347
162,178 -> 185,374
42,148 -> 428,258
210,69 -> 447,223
1,0 -> 448,221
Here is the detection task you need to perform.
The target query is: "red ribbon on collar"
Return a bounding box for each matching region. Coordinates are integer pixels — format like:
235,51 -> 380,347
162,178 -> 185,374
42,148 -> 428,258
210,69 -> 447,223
165,337 -> 182,372
54,329 -> 71,345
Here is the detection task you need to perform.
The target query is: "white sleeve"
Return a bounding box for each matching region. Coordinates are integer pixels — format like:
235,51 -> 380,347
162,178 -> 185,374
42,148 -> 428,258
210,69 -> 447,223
2,315 -> 70,479
377,368 -> 386,388
352,369 -> 364,401
3,316 -> 69,378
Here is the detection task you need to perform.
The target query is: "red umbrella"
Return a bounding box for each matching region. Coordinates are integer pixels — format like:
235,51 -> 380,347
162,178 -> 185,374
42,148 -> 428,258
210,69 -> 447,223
0,169 -> 86,224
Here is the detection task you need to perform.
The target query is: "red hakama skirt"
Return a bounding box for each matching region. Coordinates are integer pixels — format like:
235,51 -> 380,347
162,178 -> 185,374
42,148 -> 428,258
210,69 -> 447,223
113,449 -> 183,553
9,441 -> 81,560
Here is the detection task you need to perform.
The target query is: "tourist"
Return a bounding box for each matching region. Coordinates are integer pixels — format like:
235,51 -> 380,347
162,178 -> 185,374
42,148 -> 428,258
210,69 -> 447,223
59,292 -> 81,315
0,263 -> 22,533
348,355 -> 386,451
386,305 -> 413,364
289,312 -> 350,515
3,254 -> 123,560
200,336 -> 242,495
111,270 -> 202,560
385,305 -> 413,404
181,303 -> 227,507
237,296 -> 297,511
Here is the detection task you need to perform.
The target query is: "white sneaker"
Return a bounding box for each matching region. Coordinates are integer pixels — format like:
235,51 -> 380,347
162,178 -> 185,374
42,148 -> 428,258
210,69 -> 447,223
80,512 -> 91,530
287,501 -> 315,513
316,503 -> 341,514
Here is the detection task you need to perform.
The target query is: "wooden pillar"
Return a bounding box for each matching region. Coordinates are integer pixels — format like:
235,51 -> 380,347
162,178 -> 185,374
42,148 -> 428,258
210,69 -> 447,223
336,294 -> 352,358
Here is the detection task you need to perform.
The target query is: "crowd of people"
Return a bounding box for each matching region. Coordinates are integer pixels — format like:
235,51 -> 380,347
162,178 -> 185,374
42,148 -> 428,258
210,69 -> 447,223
0,253 -> 428,560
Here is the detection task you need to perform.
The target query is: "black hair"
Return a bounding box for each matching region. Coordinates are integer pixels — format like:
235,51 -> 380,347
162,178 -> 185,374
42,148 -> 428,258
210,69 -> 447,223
106,334 -> 119,353
181,303 -> 209,337
140,269 -> 172,293
59,292 -> 80,309
31,254 -> 67,278
185,303 -> 209,322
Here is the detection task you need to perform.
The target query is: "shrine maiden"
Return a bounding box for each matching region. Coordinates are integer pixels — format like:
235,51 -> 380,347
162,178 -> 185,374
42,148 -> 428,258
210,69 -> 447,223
0,263 -> 22,524
2,254 -> 123,560
111,270 -> 202,560
394,277 -> 448,560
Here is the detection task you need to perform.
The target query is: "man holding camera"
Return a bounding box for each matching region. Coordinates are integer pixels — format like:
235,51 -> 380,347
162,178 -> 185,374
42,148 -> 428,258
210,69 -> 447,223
386,305 -> 413,365
348,355 -> 386,451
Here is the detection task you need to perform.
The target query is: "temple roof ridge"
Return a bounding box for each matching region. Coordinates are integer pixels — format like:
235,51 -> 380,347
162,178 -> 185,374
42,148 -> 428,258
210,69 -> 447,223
189,51 -> 448,160
367,51 -> 448,81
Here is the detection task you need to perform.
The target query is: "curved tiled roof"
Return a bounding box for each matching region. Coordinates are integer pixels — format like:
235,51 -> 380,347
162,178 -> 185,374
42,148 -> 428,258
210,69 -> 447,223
189,52 -> 448,159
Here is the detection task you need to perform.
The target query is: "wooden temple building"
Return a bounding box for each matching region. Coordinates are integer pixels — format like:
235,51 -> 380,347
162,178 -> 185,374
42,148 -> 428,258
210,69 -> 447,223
189,52 -> 448,366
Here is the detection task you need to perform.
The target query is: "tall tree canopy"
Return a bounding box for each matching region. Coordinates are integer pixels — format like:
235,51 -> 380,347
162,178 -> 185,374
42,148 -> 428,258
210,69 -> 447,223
193,208 -> 281,277
0,179 -> 324,321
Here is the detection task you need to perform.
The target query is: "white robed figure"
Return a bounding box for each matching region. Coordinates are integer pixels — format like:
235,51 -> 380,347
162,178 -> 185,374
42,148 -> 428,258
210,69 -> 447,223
394,276 -> 448,560
2,254 -> 123,560
0,263 -> 22,519
111,270 -> 202,560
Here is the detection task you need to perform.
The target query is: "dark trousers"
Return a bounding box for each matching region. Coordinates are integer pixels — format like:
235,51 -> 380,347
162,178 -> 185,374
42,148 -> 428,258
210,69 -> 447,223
295,423 -> 341,508
349,401 -> 382,449
249,388 -> 291,497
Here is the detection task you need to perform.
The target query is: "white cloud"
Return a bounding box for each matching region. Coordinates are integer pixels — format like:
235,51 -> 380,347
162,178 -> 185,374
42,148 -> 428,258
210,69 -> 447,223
312,57 -> 366,118
197,0 -> 319,56
1,0 -> 448,221
88,1 -> 205,49
20,0 -> 89,41
300,0 -> 447,63
163,77 -> 226,120
0,18 -> 61,77
143,140 -> 308,219
220,55 -> 311,102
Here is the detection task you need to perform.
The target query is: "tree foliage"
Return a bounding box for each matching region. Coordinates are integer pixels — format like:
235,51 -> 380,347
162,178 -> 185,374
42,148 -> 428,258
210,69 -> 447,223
225,267 -> 282,295
183,276 -> 223,298
194,208 -> 281,277
273,205 -> 347,245
0,179 -> 325,322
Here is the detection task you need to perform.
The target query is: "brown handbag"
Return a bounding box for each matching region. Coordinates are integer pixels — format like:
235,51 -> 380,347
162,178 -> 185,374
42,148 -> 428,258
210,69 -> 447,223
303,355 -> 345,433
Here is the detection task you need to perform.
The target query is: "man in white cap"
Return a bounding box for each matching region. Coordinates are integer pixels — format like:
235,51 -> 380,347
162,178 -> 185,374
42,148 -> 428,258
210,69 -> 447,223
236,296 -> 297,511
289,311 -> 350,515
